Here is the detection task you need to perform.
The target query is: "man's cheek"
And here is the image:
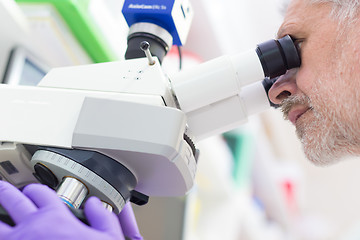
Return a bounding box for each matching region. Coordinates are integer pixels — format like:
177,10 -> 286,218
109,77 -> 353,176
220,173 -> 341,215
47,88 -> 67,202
294,68 -> 315,94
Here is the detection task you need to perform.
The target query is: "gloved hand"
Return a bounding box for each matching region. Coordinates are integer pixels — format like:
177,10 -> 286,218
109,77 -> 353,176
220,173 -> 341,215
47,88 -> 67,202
0,181 -> 143,240
118,202 -> 143,240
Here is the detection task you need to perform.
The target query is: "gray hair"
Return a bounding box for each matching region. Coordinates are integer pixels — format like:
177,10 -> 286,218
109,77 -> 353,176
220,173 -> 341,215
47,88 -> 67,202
309,0 -> 360,21
282,0 -> 360,22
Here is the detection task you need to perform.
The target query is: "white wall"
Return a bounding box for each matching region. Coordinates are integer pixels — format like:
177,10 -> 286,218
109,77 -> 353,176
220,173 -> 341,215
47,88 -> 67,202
183,0 -> 285,59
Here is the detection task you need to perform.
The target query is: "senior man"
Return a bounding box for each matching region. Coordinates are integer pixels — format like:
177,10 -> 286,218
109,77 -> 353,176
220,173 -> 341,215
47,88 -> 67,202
268,0 -> 360,166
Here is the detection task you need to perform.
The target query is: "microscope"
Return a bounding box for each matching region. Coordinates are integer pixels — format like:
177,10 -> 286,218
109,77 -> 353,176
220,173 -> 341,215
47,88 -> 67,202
0,0 -> 300,223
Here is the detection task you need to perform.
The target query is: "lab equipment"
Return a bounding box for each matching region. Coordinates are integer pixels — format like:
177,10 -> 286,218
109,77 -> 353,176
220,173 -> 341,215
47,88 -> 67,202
0,0 -> 35,84
2,46 -> 49,86
0,181 -> 132,240
16,0 -> 124,63
0,33 -> 300,218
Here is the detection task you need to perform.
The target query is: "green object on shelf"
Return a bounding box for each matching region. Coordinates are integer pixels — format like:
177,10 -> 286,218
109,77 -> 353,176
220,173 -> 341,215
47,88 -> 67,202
223,131 -> 255,188
16,0 -> 118,63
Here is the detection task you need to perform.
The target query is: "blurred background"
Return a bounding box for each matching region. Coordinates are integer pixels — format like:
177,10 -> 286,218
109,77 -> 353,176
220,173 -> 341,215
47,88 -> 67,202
2,0 -> 360,239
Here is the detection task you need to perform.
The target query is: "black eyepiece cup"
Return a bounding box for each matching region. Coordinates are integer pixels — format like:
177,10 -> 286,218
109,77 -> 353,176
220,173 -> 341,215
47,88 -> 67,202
256,35 -> 301,78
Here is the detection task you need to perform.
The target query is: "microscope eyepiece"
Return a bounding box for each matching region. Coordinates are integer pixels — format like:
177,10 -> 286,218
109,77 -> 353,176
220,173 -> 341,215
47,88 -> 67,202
256,35 -> 301,78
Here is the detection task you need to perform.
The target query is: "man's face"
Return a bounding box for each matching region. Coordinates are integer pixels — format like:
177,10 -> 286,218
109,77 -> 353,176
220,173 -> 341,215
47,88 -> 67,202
268,0 -> 360,165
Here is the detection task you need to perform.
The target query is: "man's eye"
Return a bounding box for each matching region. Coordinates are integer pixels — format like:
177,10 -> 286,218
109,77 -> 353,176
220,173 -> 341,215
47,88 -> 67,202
294,40 -> 303,52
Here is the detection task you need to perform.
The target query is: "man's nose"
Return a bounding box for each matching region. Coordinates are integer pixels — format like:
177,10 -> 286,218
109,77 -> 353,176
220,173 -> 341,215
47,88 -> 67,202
268,69 -> 298,105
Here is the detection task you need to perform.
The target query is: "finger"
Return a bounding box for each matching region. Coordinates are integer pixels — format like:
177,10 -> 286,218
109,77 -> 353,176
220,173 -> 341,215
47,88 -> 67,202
0,181 -> 37,224
118,203 -> 143,240
22,184 -> 67,209
0,220 -> 12,237
84,197 -> 122,235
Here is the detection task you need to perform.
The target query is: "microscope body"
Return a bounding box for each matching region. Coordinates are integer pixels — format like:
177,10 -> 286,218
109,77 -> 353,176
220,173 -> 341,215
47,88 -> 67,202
0,57 -> 198,213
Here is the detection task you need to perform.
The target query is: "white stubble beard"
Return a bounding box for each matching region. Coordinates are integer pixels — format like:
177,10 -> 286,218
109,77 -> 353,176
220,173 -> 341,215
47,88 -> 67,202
281,86 -> 360,166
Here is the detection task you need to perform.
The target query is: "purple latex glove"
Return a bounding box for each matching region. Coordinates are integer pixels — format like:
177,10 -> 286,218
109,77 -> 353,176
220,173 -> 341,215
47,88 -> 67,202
118,203 -> 143,240
0,181 -> 143,240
